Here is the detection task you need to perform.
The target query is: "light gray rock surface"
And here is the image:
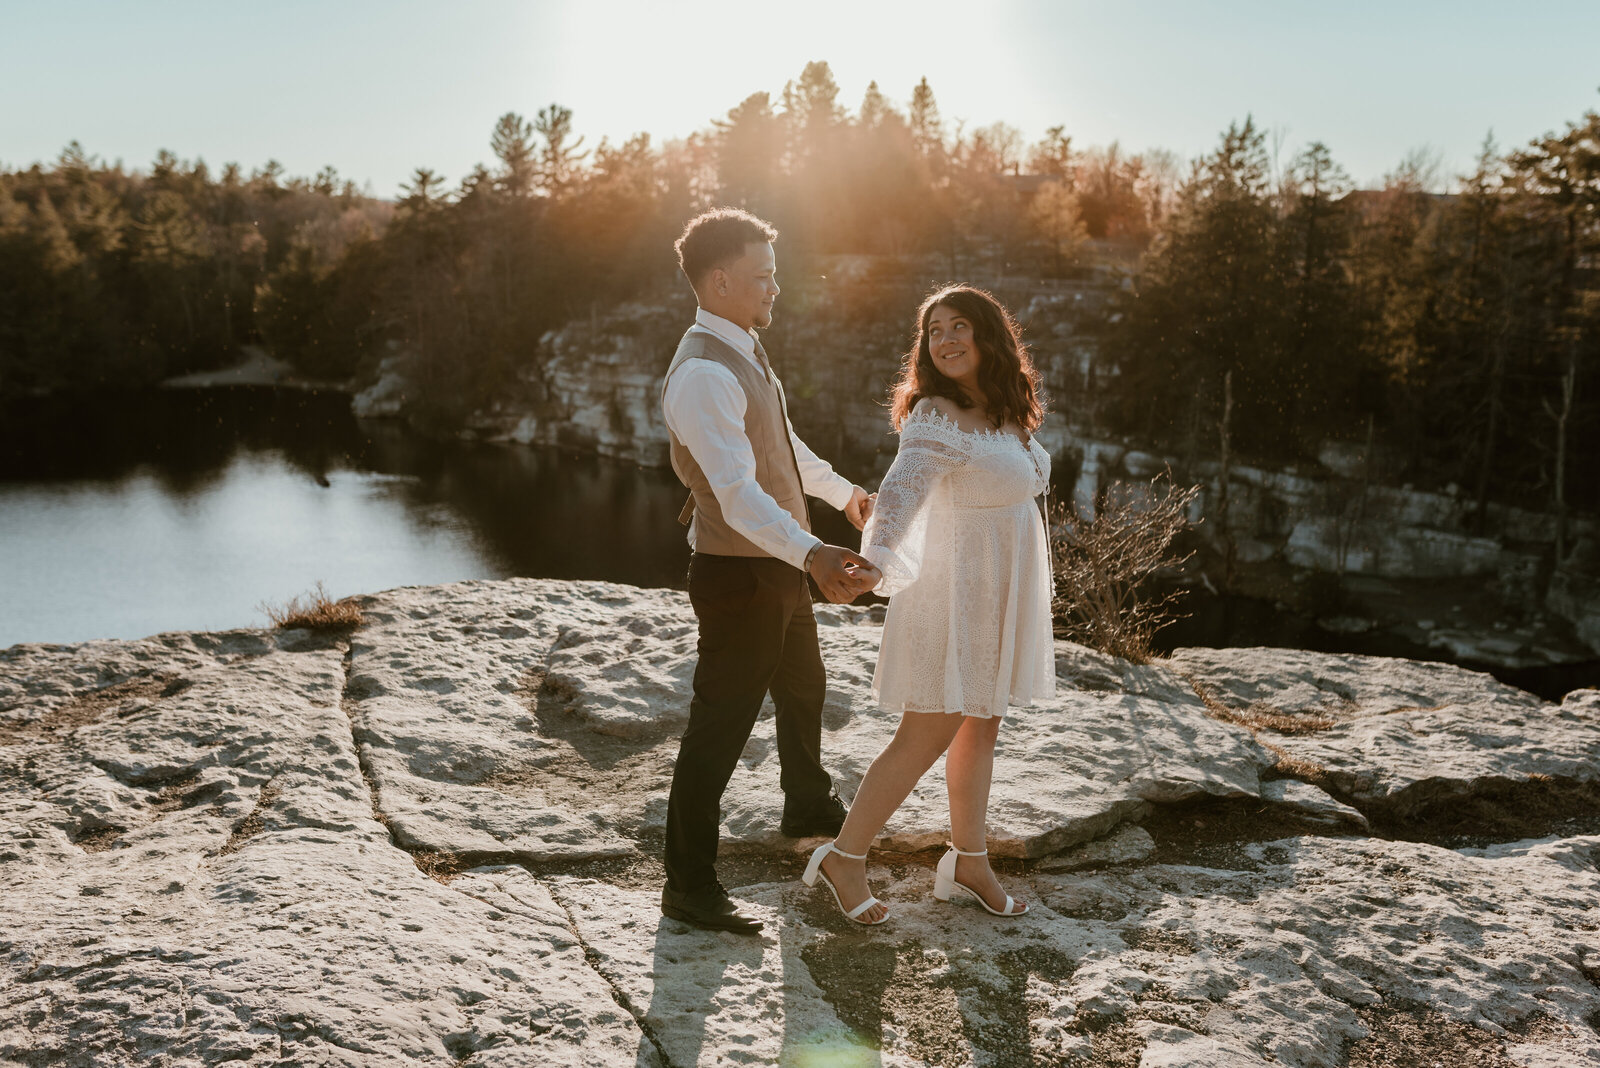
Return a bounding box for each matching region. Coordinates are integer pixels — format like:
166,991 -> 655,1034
1169,646 -> 1598,818
1034,823 -> 1156,873
1260,779 -> 1370,829
4,578 -> 1598,1066
0,623 -> 651,1066
343,584 -> 1270,863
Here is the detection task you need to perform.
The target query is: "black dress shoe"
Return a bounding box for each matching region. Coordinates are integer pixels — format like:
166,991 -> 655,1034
661,883 -> 764,934
780,790 -> 848,838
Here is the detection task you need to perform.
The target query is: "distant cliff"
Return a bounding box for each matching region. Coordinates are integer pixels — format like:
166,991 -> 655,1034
348,277 -> 1600,665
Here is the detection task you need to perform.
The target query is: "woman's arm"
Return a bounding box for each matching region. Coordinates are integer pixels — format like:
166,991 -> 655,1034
861,403 -> 969,596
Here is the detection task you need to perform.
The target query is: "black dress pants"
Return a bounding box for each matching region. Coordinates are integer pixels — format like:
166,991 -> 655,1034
663,553 -> 834,893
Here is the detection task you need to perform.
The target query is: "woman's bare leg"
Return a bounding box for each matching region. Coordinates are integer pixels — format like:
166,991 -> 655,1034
945,713 -> 1026,912
819,711 -> 966,922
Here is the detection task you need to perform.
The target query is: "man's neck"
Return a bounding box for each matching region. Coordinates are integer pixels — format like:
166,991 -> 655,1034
699,304 -> 753,332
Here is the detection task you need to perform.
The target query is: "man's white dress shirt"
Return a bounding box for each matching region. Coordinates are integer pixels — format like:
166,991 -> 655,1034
662,308 -> 855,570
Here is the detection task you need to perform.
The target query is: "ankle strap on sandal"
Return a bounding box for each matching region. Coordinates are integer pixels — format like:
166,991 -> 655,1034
829,842 -> 869,860
949,844 -> 988,857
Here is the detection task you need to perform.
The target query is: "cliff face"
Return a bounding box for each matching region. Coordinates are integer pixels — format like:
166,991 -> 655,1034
456,279 -> 926,471
1070,437 -> 1600,665
3,578 -> 1599,1065
429,280 -> 1599,662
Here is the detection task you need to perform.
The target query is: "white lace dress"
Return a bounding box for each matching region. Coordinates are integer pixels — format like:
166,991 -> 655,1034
861,401 -> 1056,718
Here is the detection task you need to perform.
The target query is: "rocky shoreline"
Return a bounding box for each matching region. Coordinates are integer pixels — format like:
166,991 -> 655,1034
4,578 -> 1598,1066
152,310 -> 1600,675
349,288 -> 1600,672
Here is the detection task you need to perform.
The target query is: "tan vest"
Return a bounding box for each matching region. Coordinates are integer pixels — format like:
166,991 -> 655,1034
663,329 -> 810,557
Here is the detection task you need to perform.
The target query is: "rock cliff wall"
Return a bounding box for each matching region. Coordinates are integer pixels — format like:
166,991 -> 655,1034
421,280 -> 1599,659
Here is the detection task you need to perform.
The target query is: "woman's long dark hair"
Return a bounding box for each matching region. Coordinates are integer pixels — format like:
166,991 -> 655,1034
889,284 -> 1045,433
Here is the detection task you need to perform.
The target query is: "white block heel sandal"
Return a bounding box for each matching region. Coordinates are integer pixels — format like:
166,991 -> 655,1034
933,845 -> 1029,917
802,841 -> 889,925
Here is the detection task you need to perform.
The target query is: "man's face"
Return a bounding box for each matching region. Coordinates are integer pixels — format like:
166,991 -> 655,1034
710,242 -> 779,330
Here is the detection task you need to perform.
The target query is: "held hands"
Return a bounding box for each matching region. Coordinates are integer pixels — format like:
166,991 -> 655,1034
808,545 -> 882,603
813,486 -> 880,601
843,486 -> 876,531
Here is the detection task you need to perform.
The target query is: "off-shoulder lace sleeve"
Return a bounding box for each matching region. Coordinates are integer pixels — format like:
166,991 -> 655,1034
861,405 -> 971,597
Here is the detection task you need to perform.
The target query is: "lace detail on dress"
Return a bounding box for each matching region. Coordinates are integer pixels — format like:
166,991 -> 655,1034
860,406 -> 970,597
863,398 -> 1056,718
906,402 -> 1031,448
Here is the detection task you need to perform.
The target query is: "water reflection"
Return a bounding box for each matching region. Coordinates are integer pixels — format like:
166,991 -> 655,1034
0,388 -> 722,647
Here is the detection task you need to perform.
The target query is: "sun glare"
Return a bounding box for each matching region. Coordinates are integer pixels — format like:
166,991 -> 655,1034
535,1 -> 1025,148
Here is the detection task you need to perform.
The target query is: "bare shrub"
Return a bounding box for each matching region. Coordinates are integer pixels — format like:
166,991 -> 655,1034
258,582 -> 363,630
1049,472 -> 1200,663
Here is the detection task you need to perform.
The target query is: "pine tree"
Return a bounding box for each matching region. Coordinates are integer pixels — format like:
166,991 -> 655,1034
1107,117 -> 1299,457
312,165 -> 340,197
790,61 -> 843,141
858,81 -> 893,129
57,141 -> 93,185
780,62 -> 850,248
533,103 -> 587,196
1028,126 -> 1074,182
490,112 -> 536,197
715,92 -> 783,211
1282,141 -> 1358,435
30,191 -> 83,274
908,77 -> 943,162
133,189 -> 207,348
1031,180 -> 1087,274
843,82 -> 924,254
399,167 -> 449,211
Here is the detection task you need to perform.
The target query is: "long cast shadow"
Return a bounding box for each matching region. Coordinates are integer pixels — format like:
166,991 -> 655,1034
778,908 -> 888,1067
636,915 -> 766,1067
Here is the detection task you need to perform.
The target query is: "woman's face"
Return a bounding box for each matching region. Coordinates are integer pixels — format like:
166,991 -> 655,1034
925,303 -> 981,389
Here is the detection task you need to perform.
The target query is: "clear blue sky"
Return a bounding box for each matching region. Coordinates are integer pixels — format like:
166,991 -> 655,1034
3,0 -> 1597,196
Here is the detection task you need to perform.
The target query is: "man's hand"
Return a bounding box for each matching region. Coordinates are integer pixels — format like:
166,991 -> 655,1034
843,486 -> 874,531
808,545 -> 882,603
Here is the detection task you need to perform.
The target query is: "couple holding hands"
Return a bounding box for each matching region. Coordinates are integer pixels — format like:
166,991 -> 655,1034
661,208 -> 1055,933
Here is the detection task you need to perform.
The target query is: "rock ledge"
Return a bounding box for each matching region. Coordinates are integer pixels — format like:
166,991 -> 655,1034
3,579 -> 1597,1066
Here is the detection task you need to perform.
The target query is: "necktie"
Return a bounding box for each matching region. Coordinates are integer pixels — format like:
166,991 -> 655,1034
752,337 -> 774,383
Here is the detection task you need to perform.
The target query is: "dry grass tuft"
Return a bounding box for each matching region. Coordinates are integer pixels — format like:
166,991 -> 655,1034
1183,677 -> 1337,787
218,781 -> 282,856
1186,678 -> 1338,734
411,851 -> 467,883
1259,741 -> 1334,787
259,582 -> 363,630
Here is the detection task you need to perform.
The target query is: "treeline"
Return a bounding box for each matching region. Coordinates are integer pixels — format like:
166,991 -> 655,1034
0,146 -> 388,387
0,64 -> 1169,401
1106,113 -> 1599,521
1,63 -> 1595,515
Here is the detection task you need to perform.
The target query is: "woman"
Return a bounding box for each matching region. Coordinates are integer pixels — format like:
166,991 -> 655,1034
802,284 -> 1054,924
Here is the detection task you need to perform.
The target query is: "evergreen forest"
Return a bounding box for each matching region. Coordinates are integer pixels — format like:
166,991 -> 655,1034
2,63 -> 1596,520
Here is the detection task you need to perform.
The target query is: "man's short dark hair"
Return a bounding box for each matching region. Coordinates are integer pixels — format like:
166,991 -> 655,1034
674,208 -> 778,290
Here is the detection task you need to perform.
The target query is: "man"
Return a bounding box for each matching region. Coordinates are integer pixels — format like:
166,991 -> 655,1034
660,208 -> 879,934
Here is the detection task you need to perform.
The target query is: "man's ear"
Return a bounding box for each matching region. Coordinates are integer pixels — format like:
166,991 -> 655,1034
708,266 -> 728,297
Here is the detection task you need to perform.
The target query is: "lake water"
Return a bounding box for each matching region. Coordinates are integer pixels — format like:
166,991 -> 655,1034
1,388 -> 794,647
5,387 -> 1591,699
